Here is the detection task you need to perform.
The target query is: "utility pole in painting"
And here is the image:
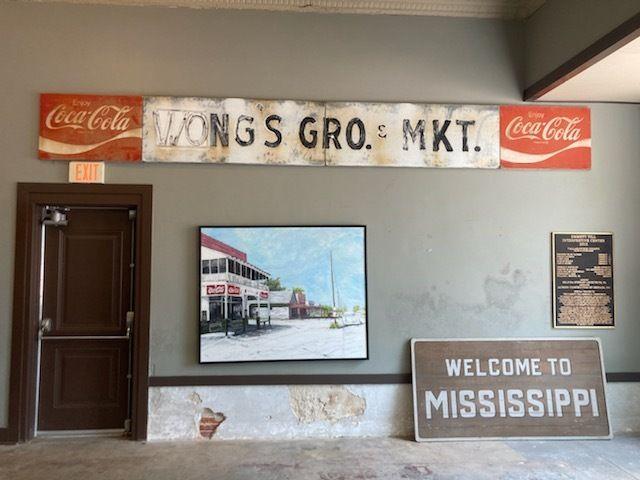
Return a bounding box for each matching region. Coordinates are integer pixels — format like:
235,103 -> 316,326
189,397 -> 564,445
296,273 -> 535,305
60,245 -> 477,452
330,251 -> 336,310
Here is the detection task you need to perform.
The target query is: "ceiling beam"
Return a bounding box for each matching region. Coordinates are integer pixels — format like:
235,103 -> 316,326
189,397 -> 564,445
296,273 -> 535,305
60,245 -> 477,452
524,11 -> 640,101
16,0 -> 544,19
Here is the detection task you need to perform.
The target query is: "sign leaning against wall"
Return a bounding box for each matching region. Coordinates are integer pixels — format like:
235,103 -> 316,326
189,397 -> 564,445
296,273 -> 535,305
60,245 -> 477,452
411,338 -> 611,441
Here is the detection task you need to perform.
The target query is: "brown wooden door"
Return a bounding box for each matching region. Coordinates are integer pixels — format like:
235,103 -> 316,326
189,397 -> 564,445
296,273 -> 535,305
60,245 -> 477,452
38,207 -> 134,432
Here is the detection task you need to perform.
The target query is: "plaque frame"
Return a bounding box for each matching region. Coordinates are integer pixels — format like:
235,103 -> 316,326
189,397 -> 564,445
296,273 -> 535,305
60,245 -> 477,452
552,231 -> 615,330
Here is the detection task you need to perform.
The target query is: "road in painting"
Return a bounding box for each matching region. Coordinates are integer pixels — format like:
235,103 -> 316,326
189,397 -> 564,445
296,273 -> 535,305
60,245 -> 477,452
199,226 -> 367,363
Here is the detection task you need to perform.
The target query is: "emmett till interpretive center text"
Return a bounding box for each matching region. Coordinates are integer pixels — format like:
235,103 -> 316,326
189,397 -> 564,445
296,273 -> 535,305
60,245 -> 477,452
553,233 -> 614,328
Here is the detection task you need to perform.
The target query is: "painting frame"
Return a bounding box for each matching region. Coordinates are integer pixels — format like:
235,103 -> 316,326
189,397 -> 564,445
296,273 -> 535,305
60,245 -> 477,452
197,225 -> 369,364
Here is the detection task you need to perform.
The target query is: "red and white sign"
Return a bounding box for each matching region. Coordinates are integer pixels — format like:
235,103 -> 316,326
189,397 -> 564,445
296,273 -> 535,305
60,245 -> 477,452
68,161 -> 105,184
260,291 -> 269,299
206,284 -> 225,295
227,285 -> 241,295
39,94 -> 142,162
206,284 -> 242,295
500,106 -> 591,169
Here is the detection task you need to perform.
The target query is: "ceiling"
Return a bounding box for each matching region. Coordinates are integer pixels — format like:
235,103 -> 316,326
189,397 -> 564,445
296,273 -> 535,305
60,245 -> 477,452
539,35 -> 640,103
19,0 -> 545,18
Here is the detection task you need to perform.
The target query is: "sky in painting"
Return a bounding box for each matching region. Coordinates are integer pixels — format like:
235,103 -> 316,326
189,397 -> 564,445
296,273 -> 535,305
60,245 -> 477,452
202,227 -> 366,310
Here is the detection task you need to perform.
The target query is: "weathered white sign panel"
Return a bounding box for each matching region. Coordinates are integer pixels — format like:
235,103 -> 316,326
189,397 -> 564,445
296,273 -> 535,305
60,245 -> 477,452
142,97 -> 499,168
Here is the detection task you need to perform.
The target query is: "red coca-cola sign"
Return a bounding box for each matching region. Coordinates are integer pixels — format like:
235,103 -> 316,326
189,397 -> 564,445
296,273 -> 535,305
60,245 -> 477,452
227,285 -> 241,296
260,291 -> 269,299
39,94 -> 142,162
500,106 -> 591,169
206,284 -> 226,295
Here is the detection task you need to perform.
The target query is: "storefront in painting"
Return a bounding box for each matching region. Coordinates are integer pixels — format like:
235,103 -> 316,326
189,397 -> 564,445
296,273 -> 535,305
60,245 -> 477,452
200,232 -> 271,333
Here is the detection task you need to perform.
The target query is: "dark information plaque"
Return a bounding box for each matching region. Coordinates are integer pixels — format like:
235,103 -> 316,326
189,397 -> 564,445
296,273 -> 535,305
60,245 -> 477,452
552,232 -> 614,329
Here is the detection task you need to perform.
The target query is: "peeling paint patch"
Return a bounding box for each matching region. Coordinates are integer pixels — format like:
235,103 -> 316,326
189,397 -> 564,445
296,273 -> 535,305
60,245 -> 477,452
484,269 -> 526,310
289,386 -> 366,424
149,389 -> 164,414
391,267 -> 530,338
199,407 -> 226,439
148,384 -> 636,441
189,392 -> 203,406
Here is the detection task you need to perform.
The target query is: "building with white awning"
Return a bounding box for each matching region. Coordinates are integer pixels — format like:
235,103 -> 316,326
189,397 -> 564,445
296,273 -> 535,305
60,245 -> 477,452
200,233 -> 271,332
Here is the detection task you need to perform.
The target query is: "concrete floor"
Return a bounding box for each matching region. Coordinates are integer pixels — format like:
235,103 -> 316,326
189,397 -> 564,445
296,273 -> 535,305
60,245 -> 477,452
1,435 -> 639,480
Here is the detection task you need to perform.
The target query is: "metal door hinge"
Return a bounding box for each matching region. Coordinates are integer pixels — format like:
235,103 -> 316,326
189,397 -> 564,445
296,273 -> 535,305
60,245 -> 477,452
128,209 -> 137,220
124,418 -> 132,433
126,311 -> 134,338
39,317 -> 52,339
41,207 -> 68,226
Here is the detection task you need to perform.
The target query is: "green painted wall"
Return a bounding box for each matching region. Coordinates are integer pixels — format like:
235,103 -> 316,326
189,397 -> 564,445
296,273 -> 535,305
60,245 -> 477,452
1,2 -> 639,428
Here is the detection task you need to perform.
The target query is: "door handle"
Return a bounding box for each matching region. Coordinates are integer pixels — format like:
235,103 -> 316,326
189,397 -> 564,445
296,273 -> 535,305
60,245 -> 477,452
39,318 -> 52,338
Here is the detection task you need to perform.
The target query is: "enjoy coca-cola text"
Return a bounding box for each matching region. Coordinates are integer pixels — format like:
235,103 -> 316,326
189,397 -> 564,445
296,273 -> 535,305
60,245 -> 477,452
45,103 -> 134,132
505,115 -> 583,142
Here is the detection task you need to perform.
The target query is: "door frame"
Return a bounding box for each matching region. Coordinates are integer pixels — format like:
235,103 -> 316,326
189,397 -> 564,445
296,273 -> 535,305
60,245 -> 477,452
7,183 -> 152,442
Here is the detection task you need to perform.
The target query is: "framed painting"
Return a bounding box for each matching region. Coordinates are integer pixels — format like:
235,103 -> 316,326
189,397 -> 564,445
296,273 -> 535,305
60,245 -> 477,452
198,226 -> 368,363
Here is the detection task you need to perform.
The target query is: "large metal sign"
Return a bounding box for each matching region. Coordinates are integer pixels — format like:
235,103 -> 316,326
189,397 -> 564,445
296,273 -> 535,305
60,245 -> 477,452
411,338 -> 610,441
38,94 -> 592,169
142,97 -> 499,168
553,232 -> 614,328
39,94 -> 142,162
500,105 -> 591,169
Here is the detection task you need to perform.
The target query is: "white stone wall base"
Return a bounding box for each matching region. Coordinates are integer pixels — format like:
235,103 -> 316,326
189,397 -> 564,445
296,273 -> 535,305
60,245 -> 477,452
147,383 -> 640,441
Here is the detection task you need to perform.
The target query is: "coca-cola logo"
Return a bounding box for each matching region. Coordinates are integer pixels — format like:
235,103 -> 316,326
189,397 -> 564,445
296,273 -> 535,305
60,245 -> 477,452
505,115 -> 583,142
206,285 -> 225,295
227,285 -> 241,295
45,103 -> 134,132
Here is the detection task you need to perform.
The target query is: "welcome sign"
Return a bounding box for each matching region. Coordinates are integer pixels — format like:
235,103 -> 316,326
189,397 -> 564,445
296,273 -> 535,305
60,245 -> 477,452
411,338 -> 610,441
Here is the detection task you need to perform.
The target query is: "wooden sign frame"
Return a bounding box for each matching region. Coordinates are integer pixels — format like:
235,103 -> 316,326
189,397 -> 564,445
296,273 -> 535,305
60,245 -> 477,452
552,232 -> 614,329
411,337 -> 611,442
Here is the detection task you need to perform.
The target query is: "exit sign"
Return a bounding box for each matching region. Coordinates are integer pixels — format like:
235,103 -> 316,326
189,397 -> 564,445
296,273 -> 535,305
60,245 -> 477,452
69,161 -> 105,184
